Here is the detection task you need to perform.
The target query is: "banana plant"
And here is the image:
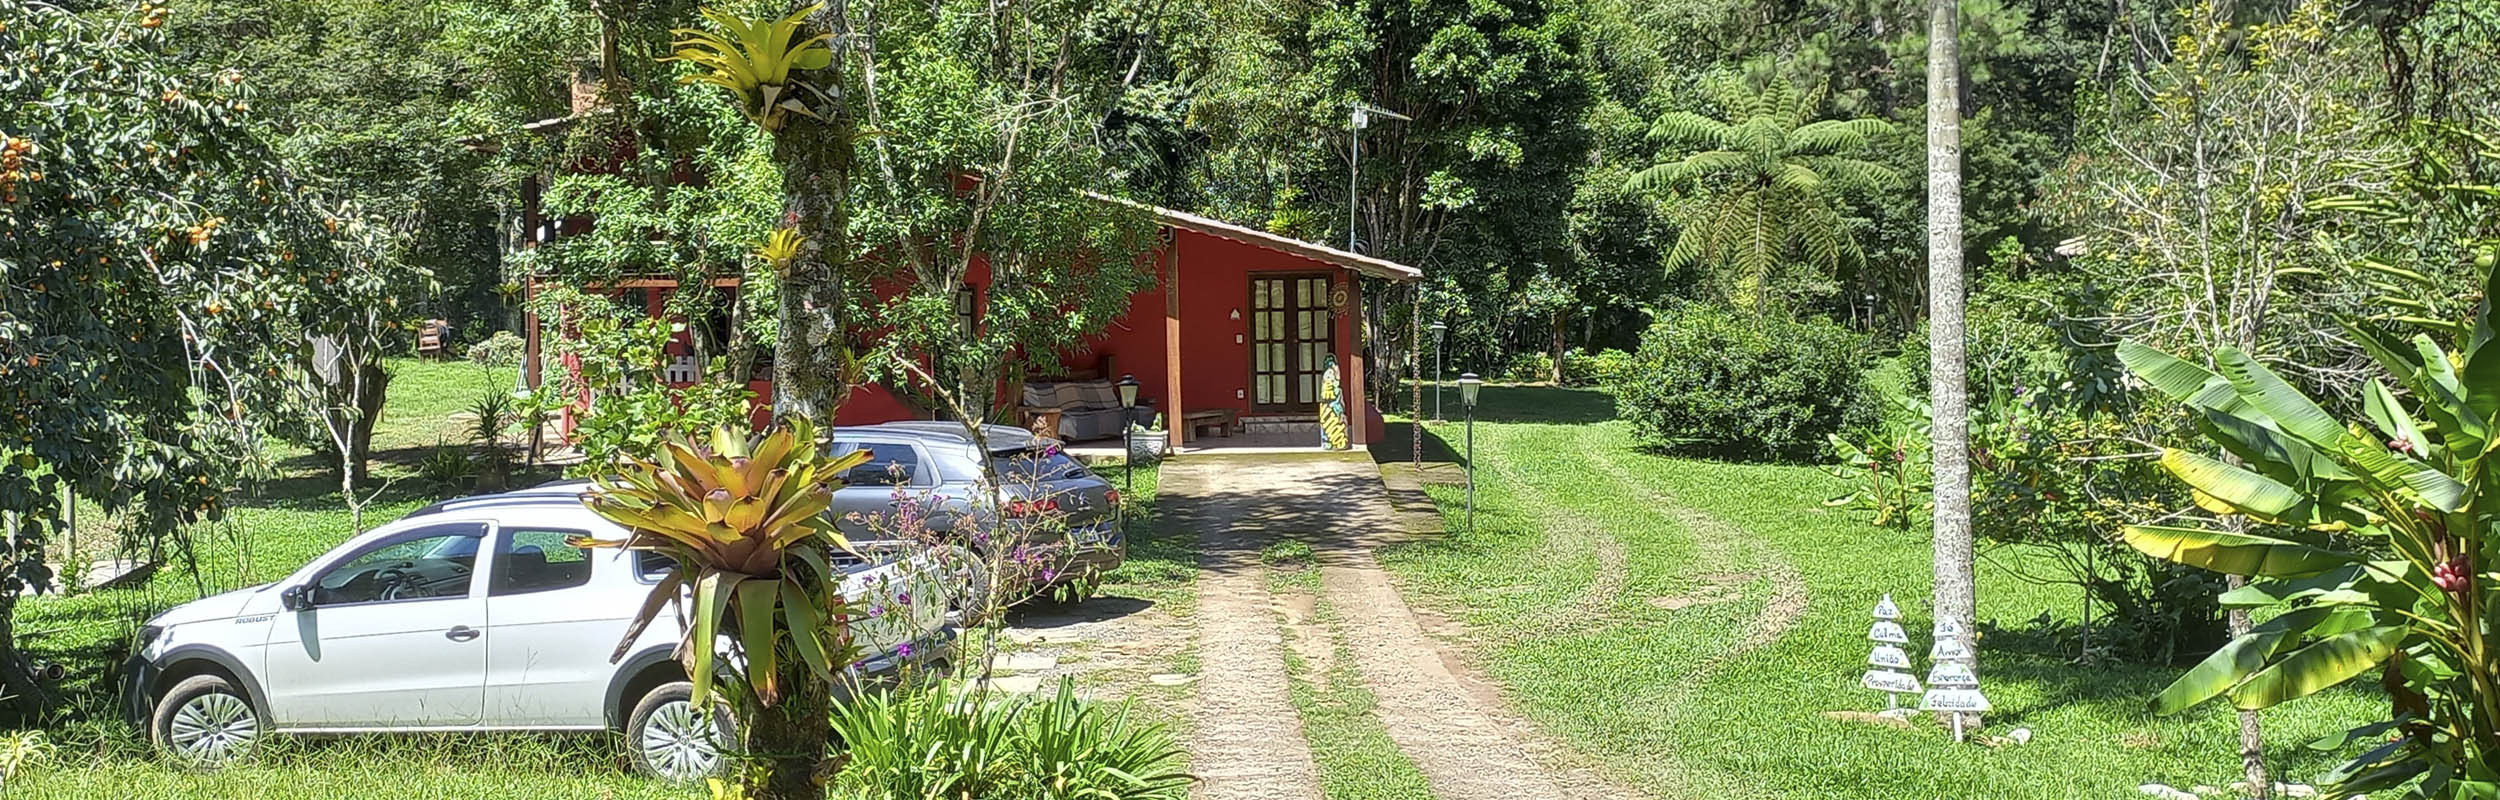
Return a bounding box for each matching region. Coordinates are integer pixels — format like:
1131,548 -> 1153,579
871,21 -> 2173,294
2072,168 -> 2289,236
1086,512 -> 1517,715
2113,269 -> 2498,798
576,419 -> 871,708
670,4 -> 837,131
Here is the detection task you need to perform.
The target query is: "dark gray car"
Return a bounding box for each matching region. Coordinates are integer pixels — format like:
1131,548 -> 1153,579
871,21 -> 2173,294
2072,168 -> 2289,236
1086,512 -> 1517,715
826,422 -> 1125,586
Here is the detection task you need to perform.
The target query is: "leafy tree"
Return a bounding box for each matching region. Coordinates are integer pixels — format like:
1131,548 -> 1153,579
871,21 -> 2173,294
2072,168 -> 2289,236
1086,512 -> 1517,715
1627,77 -> 1897,311
0,0 -> 387,716
1188,0 -> 1594,379
845,0 -> 1160,417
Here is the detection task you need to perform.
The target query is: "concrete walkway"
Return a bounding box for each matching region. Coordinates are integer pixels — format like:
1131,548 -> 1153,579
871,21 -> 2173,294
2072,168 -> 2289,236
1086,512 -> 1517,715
1166,452 -> 1623,800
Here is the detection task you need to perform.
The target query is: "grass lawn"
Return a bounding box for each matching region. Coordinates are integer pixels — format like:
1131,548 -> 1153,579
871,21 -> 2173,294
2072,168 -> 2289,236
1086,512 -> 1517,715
1378,384 -> 2381,800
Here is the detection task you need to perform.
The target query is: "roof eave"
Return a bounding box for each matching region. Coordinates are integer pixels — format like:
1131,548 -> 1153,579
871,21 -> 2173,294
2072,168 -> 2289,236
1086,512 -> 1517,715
1087,192 -> 1423,282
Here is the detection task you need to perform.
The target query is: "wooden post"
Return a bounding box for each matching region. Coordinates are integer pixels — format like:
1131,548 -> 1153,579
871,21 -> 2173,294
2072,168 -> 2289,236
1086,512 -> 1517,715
1344,274 -> 1367,447
1163,233 -> 1186,452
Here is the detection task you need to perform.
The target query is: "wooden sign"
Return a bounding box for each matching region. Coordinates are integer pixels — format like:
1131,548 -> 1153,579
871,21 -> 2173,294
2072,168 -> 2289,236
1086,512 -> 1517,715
1927,662 -> 1978,687
1920,687 -> 1991,713
1862,670 -> 1922,694
1867,645 -> 1912,670
1869,621 -> 1909,644
1930,636 -> 1973,661
1872,594 -> 1901,620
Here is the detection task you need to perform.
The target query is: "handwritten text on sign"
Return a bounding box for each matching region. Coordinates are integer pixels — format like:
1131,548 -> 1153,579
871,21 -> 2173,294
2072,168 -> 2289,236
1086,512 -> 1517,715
1869,621 -> 1909,644
1921,687 -> 1990,713
1928,662 -> 1977,687
1930,636 -> 1973,661
1867,645 -> 1912,670
1862,670 -> 1922,694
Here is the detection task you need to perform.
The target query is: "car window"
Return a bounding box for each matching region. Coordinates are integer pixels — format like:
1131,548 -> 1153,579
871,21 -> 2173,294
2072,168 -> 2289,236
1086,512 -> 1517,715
491,528 -> 594,596
837,443 -> 922,486
312,523 -> 486,606
991,448 -> 1085,482
636,551 -> 678,582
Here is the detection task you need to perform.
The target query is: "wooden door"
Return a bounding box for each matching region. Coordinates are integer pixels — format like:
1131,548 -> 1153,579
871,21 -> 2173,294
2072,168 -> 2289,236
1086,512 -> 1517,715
1249,274 -> 1334,412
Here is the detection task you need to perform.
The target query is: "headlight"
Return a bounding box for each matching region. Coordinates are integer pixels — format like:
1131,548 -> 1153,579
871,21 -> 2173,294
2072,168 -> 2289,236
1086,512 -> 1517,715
136,625 -> 165,654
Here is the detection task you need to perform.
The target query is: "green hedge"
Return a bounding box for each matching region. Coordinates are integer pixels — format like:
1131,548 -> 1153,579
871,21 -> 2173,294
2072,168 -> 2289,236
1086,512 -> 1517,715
1610,304 -> 1875,461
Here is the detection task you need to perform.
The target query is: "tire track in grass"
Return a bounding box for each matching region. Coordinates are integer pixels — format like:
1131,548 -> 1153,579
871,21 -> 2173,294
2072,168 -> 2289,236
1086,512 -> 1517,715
1297,455 -> 1630,800
1451,424 -> 1631,640
1166,459 -> 1325,800
1581,442 -> 1809,665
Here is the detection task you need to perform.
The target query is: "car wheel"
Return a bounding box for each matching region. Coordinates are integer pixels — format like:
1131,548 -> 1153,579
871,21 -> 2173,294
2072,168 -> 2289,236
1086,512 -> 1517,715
625,681 -> 735,783
151,674 -> 262,768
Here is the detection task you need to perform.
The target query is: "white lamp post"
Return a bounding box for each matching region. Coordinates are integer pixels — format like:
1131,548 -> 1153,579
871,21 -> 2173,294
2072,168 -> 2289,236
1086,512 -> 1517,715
1116,374 -> 1140,493
1458,372 -> 1481,533
1430,320 -> 1447,422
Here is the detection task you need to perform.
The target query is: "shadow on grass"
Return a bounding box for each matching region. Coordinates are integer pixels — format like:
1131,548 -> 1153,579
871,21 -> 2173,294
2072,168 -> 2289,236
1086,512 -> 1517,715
1398,383 -> 1618,425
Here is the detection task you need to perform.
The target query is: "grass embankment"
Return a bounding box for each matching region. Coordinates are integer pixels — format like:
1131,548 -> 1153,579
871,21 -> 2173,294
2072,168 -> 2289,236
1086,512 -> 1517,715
1380,384 -> 2377,800
12,358 -> 1174,798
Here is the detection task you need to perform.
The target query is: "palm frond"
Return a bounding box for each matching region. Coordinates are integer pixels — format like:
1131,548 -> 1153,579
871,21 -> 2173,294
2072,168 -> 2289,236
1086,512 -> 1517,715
1646,111 -> 1733,147
1800,154 -> 1901,192
1625,150 -> 1752,193
1786,118 -> 1894,157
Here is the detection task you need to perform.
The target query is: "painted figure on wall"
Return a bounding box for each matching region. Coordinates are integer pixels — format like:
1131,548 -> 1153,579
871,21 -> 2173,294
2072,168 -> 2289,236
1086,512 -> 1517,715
1318,356 -> 1349,450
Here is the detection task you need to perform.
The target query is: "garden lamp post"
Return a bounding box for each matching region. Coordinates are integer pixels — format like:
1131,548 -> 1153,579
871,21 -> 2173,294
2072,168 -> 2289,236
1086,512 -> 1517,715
1430,320 -> 1447,422
1458,372 -> 1481,533
1116,374 -> 1140,493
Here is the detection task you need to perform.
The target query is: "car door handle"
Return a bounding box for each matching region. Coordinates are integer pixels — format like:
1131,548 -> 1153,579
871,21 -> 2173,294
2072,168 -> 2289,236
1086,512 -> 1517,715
445,625 -> 480,642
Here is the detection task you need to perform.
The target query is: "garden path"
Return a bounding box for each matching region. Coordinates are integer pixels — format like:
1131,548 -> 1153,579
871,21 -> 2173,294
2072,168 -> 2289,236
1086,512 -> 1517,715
1165,453 -> 1629,800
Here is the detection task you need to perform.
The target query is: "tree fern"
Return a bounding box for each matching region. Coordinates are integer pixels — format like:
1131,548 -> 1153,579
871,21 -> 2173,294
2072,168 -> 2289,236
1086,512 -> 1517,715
1624,76 -> 1900,311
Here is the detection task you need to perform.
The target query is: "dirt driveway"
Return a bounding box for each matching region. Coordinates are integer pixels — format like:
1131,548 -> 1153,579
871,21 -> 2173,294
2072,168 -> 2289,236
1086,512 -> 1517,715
1162,453 -> 1633,800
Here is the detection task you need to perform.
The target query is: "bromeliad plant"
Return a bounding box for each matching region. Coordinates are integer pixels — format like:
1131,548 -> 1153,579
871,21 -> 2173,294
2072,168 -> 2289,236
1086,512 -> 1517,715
670,3 -> 837,131
2113,275 -> 2499,797
578,420 -> 869,708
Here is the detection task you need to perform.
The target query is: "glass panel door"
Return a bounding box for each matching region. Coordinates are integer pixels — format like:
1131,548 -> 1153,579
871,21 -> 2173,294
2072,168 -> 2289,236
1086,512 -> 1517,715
1249,274 -> 1335,412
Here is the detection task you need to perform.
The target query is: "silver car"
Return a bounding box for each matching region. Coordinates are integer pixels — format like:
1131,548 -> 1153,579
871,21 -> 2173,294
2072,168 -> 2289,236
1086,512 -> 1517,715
827,423 -> 1126,585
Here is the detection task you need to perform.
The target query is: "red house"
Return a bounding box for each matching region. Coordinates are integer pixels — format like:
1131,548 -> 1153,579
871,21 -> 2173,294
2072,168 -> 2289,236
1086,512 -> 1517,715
522,200 -> 1421,452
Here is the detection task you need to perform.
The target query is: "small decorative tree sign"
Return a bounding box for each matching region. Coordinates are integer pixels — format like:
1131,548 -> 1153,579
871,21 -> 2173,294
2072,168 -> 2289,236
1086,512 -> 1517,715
1862,595 -> 1920,711
1922,617 -> 1985,742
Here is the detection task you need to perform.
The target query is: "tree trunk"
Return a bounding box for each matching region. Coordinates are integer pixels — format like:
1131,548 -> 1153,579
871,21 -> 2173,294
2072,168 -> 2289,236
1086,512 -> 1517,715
741,663 -> 833,800
768,10 -> 856,430
0,576 -> 45,721
1548,310 -> 1566,385
1925,0 -> 1978,706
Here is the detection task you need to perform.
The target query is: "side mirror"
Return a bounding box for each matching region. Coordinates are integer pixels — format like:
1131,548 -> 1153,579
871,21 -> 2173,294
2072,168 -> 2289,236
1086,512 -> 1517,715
280,585 -> 315,612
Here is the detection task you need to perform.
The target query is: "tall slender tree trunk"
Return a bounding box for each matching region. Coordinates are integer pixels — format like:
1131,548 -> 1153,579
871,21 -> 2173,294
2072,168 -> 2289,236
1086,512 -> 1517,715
754,9 -> 852,799
1925,0 -> 1977,698
768,7 -> 856,432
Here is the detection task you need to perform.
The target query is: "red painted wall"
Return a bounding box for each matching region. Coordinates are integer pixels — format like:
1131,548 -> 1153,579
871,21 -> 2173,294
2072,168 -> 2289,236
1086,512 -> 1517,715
573,227 -> 1388,442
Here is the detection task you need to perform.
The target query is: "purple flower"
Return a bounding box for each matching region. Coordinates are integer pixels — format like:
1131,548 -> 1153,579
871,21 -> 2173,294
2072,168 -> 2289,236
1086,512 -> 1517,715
867,605 -> 885,618
896,643 -> 914,658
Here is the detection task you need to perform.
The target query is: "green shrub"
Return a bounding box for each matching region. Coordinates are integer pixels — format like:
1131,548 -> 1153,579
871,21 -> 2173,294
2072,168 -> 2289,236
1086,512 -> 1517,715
1499,350 -> 1554,384
830,678 -> 1190,800
465,330 -> 524,366
1014,678 -> 1191,800
1611,304 -> 1874,461
1561,348 -> 1634,387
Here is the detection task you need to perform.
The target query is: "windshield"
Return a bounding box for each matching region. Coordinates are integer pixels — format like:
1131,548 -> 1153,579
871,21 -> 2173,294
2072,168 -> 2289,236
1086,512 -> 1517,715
990,448 -> 1086,482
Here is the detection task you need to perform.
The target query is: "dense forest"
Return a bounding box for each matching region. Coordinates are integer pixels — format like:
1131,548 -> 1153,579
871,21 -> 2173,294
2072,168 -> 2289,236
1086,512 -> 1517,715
112,0 -> 2491,373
